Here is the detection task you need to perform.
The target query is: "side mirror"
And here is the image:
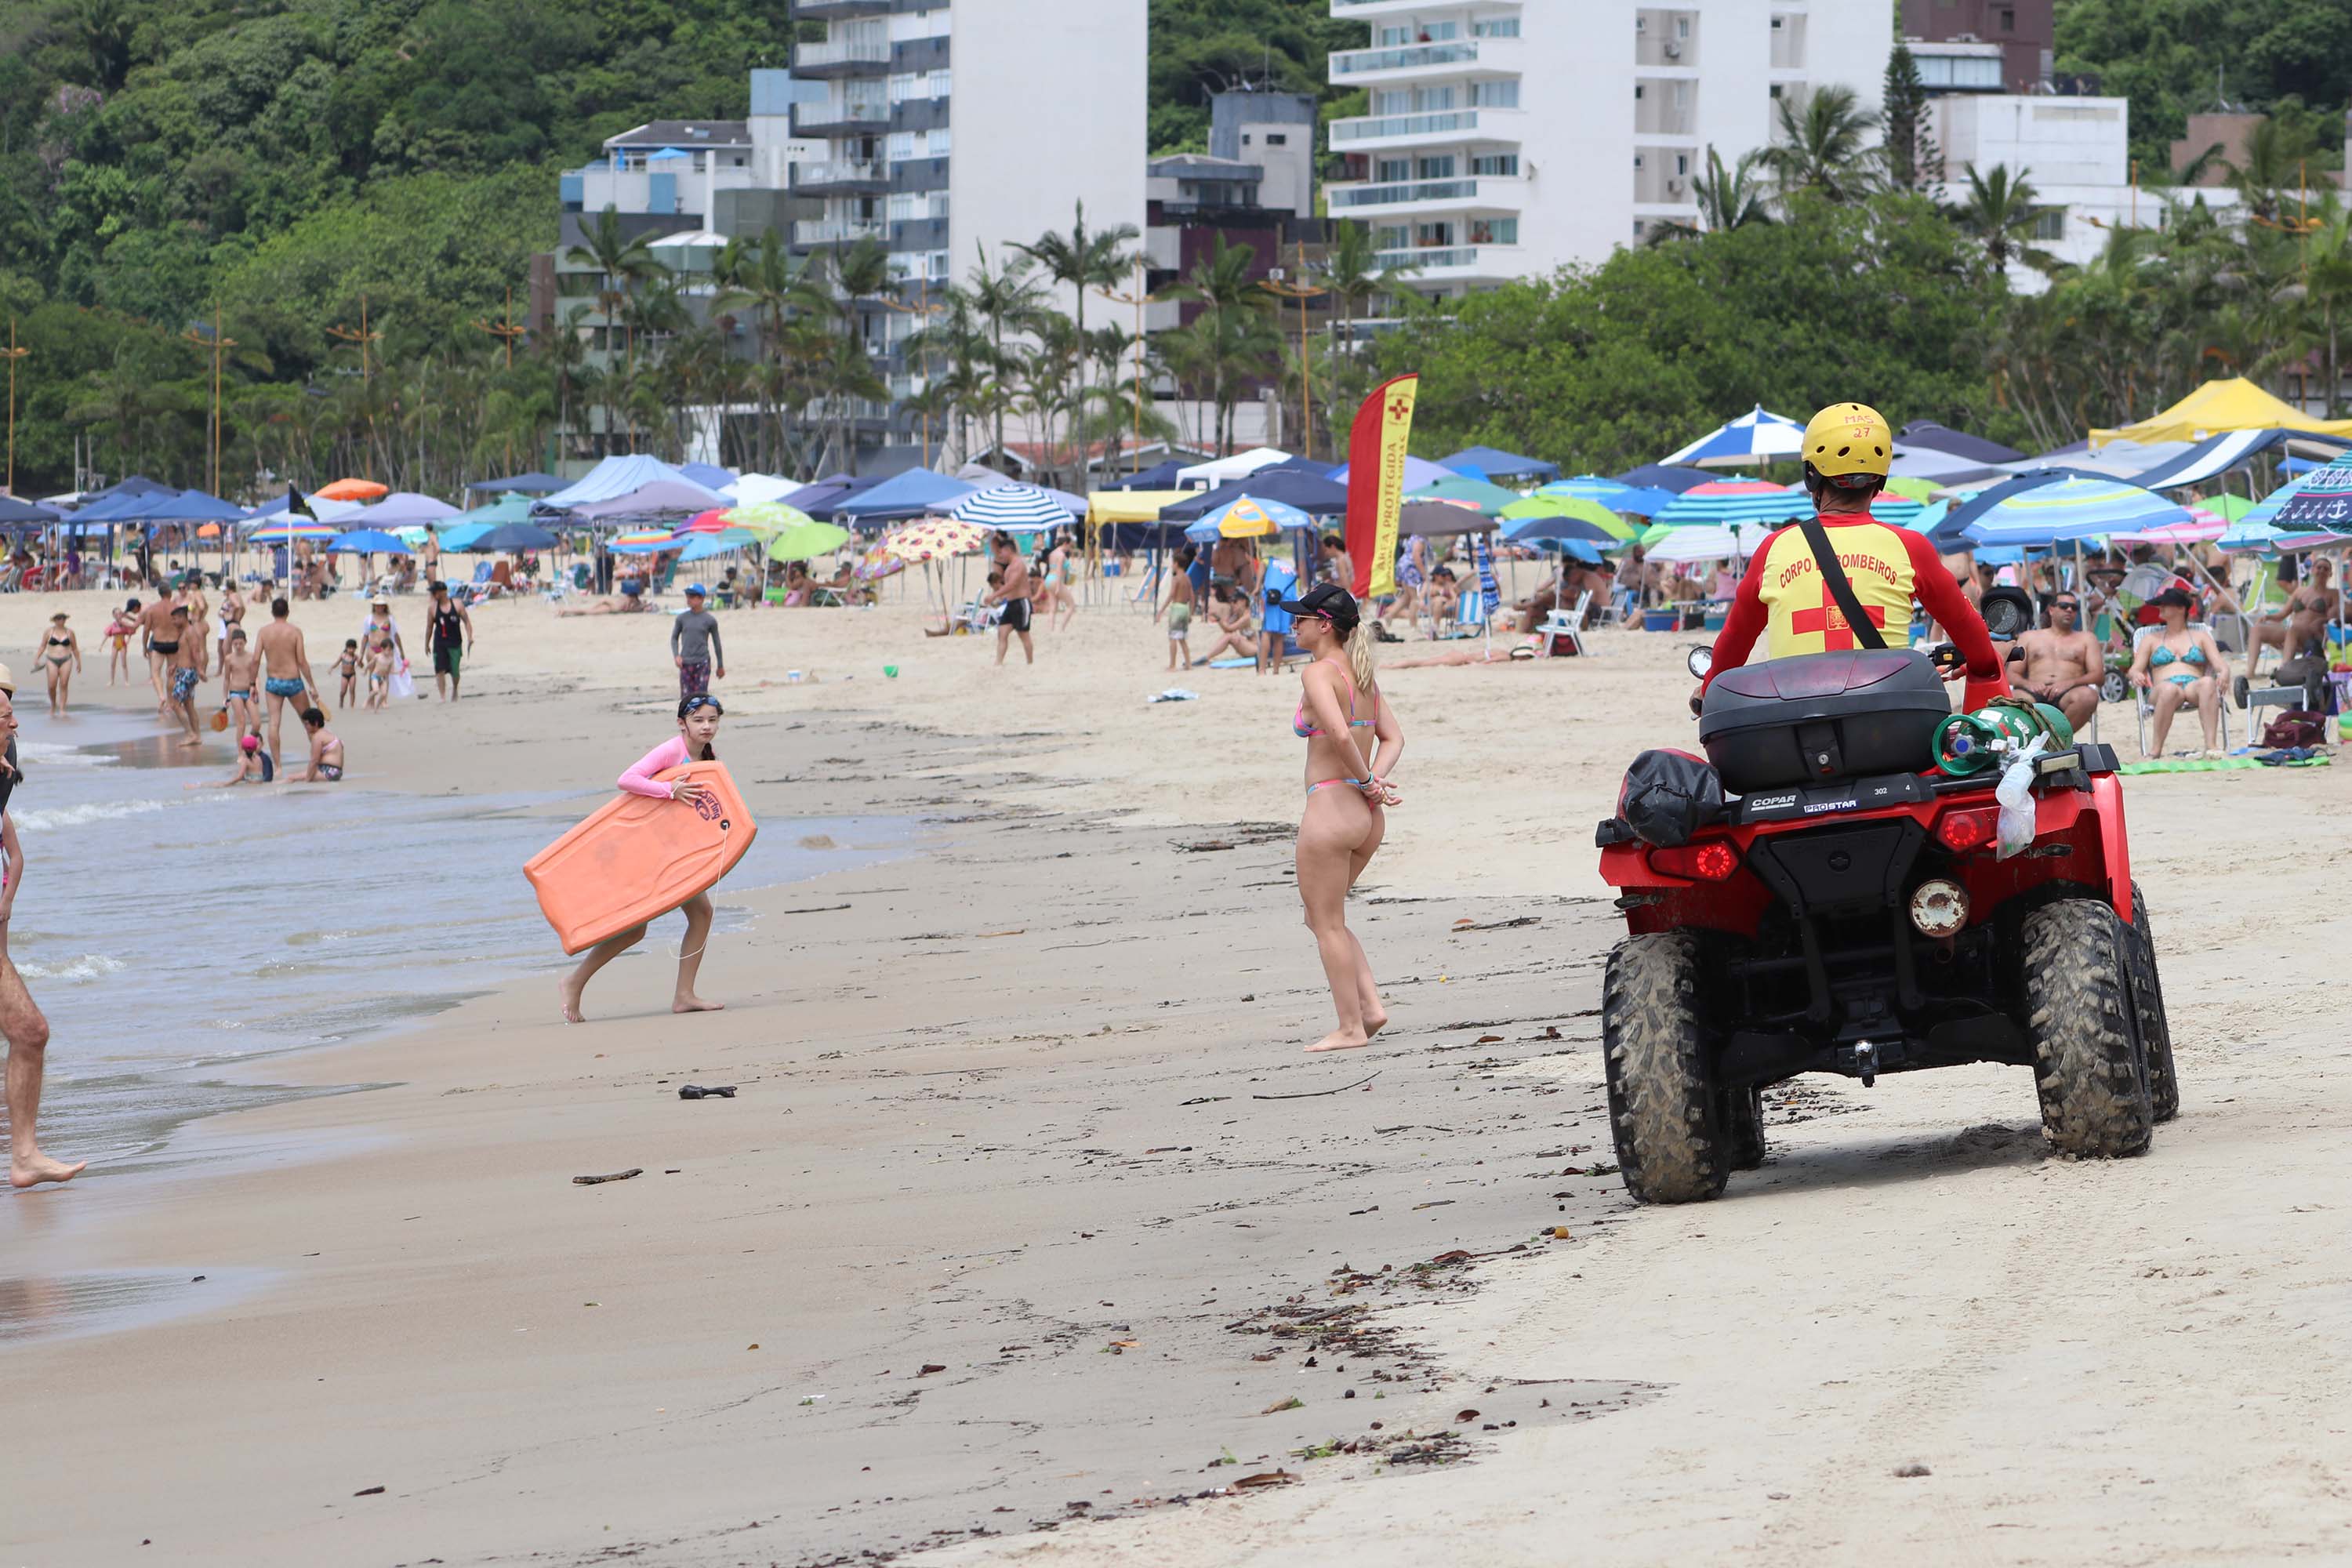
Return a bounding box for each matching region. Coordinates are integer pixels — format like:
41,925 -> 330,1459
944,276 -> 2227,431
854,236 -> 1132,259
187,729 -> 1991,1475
1686,644 -> 1714,679
1978,586 -> 2034,641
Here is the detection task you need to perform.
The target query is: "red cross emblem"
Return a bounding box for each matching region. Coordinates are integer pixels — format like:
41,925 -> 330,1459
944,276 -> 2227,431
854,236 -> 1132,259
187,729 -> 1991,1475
1788,591 -> 1887,650
1388,396 -> 1412,419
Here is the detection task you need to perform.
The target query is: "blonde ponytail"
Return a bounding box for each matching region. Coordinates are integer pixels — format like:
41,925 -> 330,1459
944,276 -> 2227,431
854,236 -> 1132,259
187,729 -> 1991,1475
1344,621 -> 1378,703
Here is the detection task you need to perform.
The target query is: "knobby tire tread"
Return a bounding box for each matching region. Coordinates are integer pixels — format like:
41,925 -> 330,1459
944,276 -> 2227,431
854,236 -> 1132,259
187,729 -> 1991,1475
2022,898 -> 2154,1157
1602,933 -> 1728,1203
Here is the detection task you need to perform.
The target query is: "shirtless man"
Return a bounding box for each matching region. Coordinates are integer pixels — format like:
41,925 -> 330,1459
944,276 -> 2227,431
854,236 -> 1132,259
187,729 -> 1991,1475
0,673 -> 82,1189
220,627 -> 260,737
163,605 -> 208,744
2245,556 -> 2338,681
139,585 -> 184,713
253,597 -> 319,768
985,535 -> 1034,666
2010,590 -> 2106,732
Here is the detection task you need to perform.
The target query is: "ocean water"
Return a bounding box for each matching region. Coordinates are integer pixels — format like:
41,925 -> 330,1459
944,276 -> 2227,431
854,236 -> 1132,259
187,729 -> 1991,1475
1,706 -> 909,1181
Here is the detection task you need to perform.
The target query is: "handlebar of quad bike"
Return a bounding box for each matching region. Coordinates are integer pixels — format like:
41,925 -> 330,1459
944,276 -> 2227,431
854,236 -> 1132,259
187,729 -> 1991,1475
1687,641 -> 1966,717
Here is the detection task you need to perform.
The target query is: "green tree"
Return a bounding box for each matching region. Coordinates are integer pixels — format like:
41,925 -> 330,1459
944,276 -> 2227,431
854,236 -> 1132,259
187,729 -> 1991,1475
1766,85 -> 1880,206
1881,44 -> 1940,193
1947,165 -> 2062,277
1647,147 -> 1774,242
1013,200 -> 1139,480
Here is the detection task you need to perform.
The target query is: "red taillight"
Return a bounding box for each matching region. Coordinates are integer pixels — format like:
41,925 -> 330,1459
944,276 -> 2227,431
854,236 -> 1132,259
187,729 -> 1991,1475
1936,805 -> 1999,851
1649,839 -> 1740,880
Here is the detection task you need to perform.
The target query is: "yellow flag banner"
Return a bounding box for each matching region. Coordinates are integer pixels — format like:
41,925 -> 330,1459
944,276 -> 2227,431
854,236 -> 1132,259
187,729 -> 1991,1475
1345,372 -> 1419,600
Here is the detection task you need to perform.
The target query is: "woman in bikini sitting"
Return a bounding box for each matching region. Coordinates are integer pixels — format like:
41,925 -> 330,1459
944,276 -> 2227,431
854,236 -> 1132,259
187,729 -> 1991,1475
559,695 -> 729,1024
1287,584 -> 1404,1055
2128,587 -> 2230,759
1192,585 -> 1260,665
38,613 -> 79,718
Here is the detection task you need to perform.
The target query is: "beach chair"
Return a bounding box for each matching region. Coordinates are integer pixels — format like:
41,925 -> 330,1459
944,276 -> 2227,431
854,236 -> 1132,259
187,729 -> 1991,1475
1536,591 -> 1593,657
2132,624 -> 2233,756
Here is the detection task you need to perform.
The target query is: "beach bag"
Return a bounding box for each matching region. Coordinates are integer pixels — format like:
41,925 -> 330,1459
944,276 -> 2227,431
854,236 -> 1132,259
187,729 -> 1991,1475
2261,710 -> 2326,749
1618,748 -> 1725,848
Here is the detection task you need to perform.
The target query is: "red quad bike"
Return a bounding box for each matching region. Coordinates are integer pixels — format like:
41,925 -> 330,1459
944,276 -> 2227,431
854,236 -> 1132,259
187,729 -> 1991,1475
1595,637 -> 2176,1204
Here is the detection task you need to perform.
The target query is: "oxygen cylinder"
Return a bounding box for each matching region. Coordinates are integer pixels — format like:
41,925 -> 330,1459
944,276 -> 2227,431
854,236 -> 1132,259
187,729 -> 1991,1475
1932,699 -> 2076,777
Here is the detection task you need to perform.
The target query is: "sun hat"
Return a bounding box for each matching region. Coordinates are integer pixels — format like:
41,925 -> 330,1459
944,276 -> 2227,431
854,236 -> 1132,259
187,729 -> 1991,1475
2147,586 -> 2194,611
0,662 -> 14,693
372,598 -> 390,610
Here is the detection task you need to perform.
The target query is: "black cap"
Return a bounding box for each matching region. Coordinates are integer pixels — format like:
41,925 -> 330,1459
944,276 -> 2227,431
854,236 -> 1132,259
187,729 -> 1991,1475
1276,582 -> 1361,632
2147,586 -> 2194,610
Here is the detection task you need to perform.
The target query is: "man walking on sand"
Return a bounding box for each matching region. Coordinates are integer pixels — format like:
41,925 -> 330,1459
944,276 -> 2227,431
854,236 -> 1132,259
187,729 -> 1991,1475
0,669 -> 83,1189
985,535 -> 1034,666
254,597 -> 318,768
671,584 -> 724,698
139,583 -> 183,714
426,580 -> 474,701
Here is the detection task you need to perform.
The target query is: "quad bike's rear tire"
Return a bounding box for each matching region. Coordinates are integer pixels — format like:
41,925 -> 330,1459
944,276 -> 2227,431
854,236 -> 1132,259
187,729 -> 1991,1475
2127,884 -> 2180,1123
2021,898 -> 2154,1158
1717,1085 -> 1767,1171
1602,933 -> 1729,1203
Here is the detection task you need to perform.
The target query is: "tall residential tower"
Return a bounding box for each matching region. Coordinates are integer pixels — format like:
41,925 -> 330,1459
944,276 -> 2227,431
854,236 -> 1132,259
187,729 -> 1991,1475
1326,1 -> 1893,295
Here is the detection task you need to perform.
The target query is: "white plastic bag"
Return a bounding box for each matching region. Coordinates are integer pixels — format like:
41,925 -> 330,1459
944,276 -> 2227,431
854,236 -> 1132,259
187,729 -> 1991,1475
1994,735 -> 2048,859
388,659 -> 416,702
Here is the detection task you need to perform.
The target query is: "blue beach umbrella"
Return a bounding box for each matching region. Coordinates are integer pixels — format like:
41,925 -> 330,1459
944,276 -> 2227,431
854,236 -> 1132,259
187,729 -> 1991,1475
1652,481 -> 1813,528
327,528 -> 413,554
1958,474 -> 2191,547
1183,495 -> 1314,543
1658,405 -> 1807,468
948,482 -> 1077,534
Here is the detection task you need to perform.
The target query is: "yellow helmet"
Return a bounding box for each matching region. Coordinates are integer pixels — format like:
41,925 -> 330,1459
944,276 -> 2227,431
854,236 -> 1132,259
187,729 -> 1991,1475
1801,402 -> 1893,485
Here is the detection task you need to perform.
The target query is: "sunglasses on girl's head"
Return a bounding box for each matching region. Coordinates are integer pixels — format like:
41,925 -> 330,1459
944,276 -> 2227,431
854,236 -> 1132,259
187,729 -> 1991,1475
682,695 -> 723,715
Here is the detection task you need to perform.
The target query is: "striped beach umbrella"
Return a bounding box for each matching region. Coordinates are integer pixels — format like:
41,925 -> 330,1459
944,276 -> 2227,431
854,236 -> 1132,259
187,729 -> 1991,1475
1537,474 -> 1634,503
247,520 -> 338,545
1658,405 -> 1806,468
1652,480 -> 1813,528
949,483 -> 1076,534
1956,475 -> 2191,547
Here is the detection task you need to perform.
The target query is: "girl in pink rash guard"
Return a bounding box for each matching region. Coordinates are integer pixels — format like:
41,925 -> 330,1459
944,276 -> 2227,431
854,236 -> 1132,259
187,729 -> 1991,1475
560,695 -> 728,1024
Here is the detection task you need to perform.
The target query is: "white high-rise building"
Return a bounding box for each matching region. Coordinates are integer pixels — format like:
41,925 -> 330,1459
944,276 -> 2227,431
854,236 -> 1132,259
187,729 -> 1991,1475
790,0 -> 1146,466
1326,2 -> 1893,296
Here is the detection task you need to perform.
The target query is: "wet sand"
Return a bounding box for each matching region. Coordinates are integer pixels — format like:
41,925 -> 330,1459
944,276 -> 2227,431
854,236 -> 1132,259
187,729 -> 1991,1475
2,586 -> 2349,1566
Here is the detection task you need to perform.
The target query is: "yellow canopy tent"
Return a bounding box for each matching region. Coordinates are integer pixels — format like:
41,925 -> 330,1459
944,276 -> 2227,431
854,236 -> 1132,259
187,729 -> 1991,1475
2091,377 -> 2352,447
1084,490 -> 1192,525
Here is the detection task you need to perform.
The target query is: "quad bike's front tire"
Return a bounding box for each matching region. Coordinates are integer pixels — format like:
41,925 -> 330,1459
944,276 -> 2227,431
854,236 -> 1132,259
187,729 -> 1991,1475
1602,933 -> 1730,1203
2021,898 -> 2154,1157
2127,884 -> 2180,1123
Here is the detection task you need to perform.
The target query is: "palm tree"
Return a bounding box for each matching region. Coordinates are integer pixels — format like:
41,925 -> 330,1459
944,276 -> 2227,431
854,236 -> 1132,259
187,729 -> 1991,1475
817,236 -> 893,472
2229,118 -> 2318,227
1314,220 -> 1419,343
713,231 -> 826,467
1948,164 -> 2061,276
565,207 -> 664,442
964,244 -> 1048,463
1766,85 -> 1880,205
903,282 -> 990,468
1647,147 -> 1774,242
1014,200 -> 1139,477
1161,233 -> 1280,454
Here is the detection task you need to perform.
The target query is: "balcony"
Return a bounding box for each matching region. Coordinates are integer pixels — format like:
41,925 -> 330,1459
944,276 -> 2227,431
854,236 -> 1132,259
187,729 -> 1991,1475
794,38 -> 891,76
1327,176 -> 1526,216
1375,244 -> 1523,284
1330,40 -> 1479,77
793,219 -> 888,247
791,0 -> 891,16
793,99 -> 890,137
793,159 -> 889,196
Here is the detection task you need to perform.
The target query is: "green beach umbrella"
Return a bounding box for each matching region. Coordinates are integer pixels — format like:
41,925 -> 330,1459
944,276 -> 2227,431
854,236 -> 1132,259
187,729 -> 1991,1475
763,519 -> 853,558
1408,476 -> 1523,516
1883,476 -> 1940,502
717,501 -> 819,539
1499,495 -> 1640,540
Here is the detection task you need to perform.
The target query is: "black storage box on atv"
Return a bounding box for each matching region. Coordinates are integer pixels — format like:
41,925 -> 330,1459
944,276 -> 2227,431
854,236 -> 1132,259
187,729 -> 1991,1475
1700,648 -> 1951,792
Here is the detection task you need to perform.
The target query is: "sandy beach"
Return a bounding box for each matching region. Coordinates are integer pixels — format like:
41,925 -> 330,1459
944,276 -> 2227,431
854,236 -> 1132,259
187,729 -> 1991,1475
5,583 -> 2350,1566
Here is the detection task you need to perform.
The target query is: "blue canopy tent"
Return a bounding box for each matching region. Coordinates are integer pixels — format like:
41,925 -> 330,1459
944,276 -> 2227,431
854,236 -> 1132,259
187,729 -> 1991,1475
1894,420 -> 2026,465
1327,454 -> 1454,490
2127,428 -> 2352,495
792,474 -> 889,521
1609,463 -> 1714,494
677,462 -> 736,491
1441,446 -> 1560,483
466,472 -> 566,495
0,495 -> 60,525
477,522 -> 561,553
833,468 -> 978,525
1160,470 -> 1348,521
1102,460 -> 1185,491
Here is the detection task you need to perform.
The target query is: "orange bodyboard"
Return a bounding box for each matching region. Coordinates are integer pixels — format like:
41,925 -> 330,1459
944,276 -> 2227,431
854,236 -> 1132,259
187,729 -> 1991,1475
524,762 -> 757,955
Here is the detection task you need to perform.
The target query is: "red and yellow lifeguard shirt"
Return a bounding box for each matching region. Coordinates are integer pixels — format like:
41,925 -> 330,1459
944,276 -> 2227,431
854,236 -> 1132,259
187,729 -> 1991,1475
1706,513 -> 2002,699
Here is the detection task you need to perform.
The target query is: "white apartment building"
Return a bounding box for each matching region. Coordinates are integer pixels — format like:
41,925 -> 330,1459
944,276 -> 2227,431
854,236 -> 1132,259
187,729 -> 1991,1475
1325,1 -> 1893,293
789,0 -> 1146,463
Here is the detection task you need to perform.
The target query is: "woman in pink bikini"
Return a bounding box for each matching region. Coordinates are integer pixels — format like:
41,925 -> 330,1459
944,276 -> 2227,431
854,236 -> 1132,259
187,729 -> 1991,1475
1286,583 -> 1404,1054
559,695 -> 730,1023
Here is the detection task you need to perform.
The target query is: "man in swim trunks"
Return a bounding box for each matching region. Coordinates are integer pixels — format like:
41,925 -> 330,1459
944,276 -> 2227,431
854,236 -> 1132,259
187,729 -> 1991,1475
164,605 -> 207,744
2010,590 -> 2106,732
426,580 -> 474,702
253,597 -> 319,771
138,585 -> 184,713
2245,555 -> 2337,681
220,626 -> 260,737
670,584 -> 724,697
0,668 -> 83,1189
985,535 -> 1034,667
